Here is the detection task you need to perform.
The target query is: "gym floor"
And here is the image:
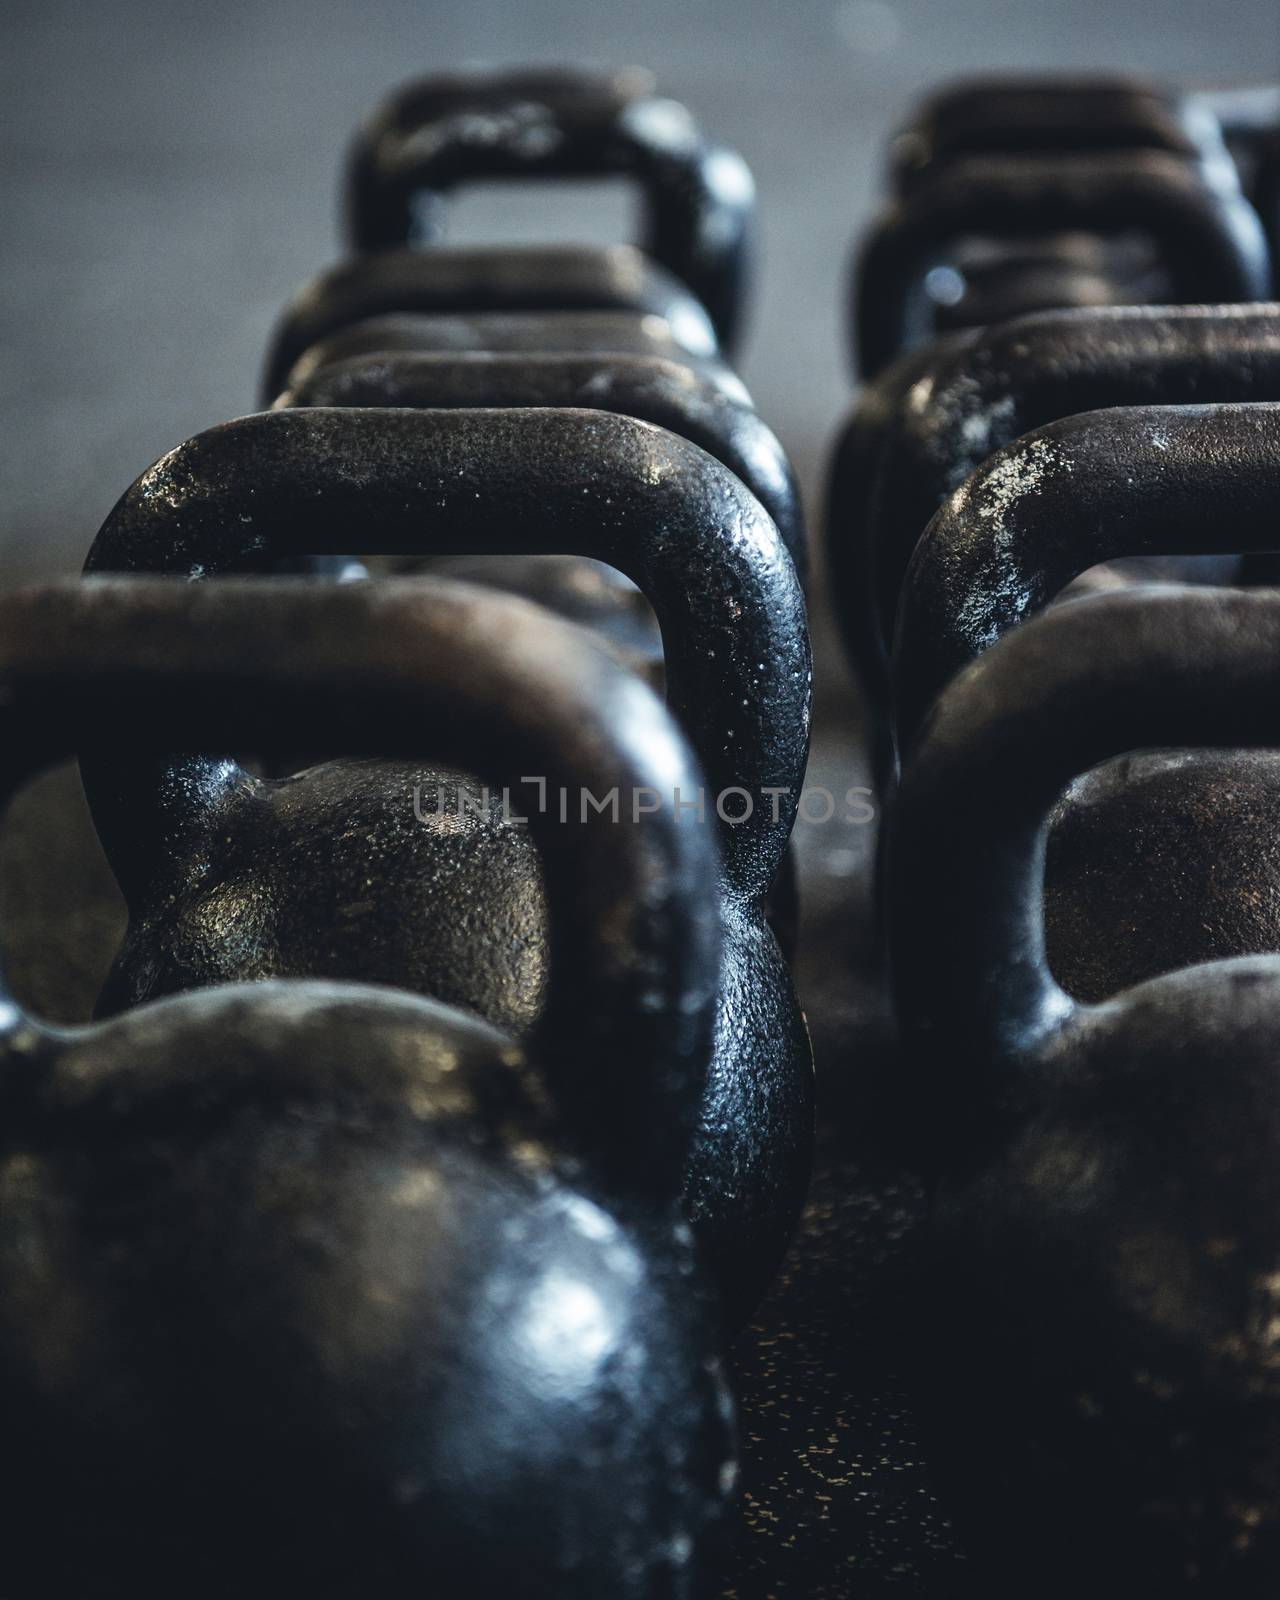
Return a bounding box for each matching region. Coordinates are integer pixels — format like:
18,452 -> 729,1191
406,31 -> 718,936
2,1 -> 1278,1594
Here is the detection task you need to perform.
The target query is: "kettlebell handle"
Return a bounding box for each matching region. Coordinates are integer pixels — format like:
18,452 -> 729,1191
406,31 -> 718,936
83,407 -> 810,905
276,351 -> 805,576
854,150 -> 1273,377
344,68 -> 754,352
870,303 -> 1280,655
262,248 -> 722,402
889,77 -> 1209,189
889,586 -> 1280,1075
893,401 -> 1280,747
0,577 -> 721,1199
280,355 -> 806,576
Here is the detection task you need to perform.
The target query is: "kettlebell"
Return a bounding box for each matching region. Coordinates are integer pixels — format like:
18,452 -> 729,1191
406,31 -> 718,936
893,400 -> 1280,1002
275,347 -> 804,708
277,351 -> 803,577
0,575 -> 735,1600
82,406 -> 815,1329
854,148 -> 1271,376
263,245 -> 726,402
829,302 -> 1280,783
889,585 -> 1280,1596
889,74 -> 1222,187
275,305 -> 744,401
344,66 -> 754,351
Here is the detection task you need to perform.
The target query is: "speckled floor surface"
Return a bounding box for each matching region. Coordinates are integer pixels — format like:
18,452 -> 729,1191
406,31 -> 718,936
3,0 -> 1279,1593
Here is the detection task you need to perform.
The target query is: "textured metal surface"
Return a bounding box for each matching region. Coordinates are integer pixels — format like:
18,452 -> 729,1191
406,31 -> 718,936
894,401 -> 1280,734
1044,748 -> 1280,1001
0,576 -> 734,1599
859,302 -> 1280,663
889,589 -> 1280,1594
827,303 -> 1280,782
277,338 -> 801,705
280,351 -> 804,571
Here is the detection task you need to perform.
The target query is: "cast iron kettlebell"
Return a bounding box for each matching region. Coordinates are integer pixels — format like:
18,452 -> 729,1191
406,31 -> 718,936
889,586 -> 1280,1596
854,148 -> 1271,376
274,304 -> 742,401
277,350 -> 803,576
82,407 -> 815,1329
893,401 -> 1280,1002
275,347 -> 804,713
888,74 -> 1224,188
344,66 -> 754,351
267,301 -> 751,658
0,575 -> 735,1600
829,302 -> 1280,782
263,245 -> 725,402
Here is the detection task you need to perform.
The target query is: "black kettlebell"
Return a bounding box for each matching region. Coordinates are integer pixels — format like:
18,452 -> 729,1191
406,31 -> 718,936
275,347 -> 804,707
263,246 -> 725,402
82,407 -> 814,1329
889,585 -> 1280,1596
0,575 -> 735,1600
854,148 -> 1271,376
893,400 -> 1280,1002
344,66 -> 754,351
268,306 -> 752,659
828,302 -> 1280,783
274,304 -> 743,400
888,73 -> 1223,189
277,351 -> 803,577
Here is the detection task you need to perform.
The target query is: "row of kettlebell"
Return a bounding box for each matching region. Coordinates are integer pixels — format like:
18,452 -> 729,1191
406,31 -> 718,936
831,71 -> 1280,1002
1,71 -> 817,1597
840,75 -> 1280,1594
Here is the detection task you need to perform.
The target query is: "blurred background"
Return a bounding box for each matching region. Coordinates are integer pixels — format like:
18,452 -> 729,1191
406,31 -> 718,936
3,0 -> 1277,581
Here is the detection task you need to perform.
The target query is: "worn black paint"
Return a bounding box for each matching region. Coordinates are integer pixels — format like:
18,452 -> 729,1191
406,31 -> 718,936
894,401 -> 1280,740
888,403 -> 1280,997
